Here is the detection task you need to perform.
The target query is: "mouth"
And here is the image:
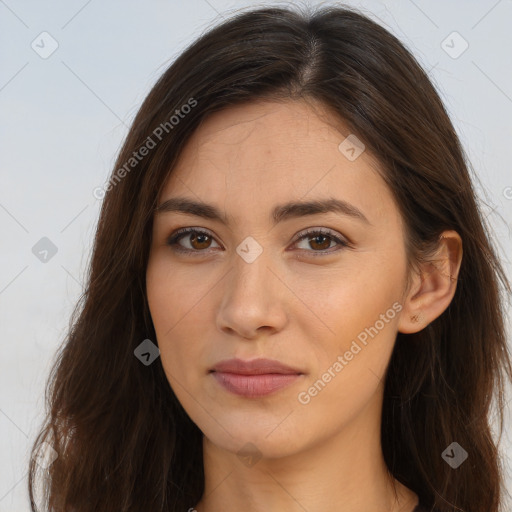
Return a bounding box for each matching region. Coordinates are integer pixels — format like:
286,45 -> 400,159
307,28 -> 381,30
209,358 -> 304,397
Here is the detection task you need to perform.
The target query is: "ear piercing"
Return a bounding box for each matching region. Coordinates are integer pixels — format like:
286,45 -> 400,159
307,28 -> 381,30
410,312 -> 424,323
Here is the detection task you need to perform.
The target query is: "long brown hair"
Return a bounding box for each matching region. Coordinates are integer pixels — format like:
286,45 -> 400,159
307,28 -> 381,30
28,4 -> 512,511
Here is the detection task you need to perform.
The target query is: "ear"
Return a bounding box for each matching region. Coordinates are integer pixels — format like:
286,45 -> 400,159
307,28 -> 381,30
397,230 -> 463,334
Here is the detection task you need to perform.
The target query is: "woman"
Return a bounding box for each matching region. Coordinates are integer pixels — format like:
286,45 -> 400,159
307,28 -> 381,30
28,4 -> 512,512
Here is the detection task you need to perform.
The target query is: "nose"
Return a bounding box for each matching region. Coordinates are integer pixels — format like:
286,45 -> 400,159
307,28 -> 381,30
215,248 -> 288,340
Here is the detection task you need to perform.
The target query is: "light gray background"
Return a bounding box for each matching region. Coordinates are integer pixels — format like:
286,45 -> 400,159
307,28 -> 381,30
1,0 -> 511,509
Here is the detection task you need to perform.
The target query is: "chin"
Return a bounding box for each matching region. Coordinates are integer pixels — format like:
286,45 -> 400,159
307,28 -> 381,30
200,415 -> 306,461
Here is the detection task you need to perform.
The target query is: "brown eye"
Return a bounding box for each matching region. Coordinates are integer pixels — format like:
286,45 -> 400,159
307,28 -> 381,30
188,232 -> 212,250
166,227 -> 350,257
307,234 -> 332,251
293,228 -> 350,255
167,228 -> 221,254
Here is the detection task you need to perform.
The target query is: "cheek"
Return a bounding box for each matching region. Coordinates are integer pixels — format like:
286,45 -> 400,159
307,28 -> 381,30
295,296 -> 400,433
293,256 -> 404,408
298,258 -> 402,342
146,261 -> 190,375
146,258 -> 217,395
146,261 -> 172,340
146,255 -> 205,340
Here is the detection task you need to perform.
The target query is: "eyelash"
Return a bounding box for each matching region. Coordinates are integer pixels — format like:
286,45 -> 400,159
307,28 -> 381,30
166,227 -> 352,257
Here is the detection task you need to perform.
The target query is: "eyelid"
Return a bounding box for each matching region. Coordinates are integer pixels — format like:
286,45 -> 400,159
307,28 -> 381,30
166,226 -> 352,255
166,227 -> 221,254
289,227 -> 352,247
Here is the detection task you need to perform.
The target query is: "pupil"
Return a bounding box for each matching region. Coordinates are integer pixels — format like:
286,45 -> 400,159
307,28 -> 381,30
193,233 -> 209,248
313,235 -> 329,249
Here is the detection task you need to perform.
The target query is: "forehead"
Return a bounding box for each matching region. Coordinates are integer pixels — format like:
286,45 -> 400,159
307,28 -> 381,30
172,99 -> 357,174
193,98 -> 340,144
157,99 -> 395,225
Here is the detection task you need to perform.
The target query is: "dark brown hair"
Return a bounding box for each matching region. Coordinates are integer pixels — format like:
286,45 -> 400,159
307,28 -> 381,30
28,4 -> 512,511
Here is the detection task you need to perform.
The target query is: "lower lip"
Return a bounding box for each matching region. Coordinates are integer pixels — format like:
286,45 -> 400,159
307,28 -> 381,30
211,372 -> 302,397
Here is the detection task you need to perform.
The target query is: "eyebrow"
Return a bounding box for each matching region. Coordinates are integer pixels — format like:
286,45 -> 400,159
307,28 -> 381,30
154,196 -> 371,226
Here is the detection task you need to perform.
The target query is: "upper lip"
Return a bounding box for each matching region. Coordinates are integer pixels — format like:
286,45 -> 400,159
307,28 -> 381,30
211,358 -> 303,375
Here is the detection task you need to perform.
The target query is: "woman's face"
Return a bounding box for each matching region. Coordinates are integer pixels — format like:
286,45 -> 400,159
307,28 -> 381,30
146,99 -> 411,458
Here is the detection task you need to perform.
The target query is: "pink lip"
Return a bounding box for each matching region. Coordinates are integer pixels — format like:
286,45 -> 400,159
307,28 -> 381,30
210,358 -> 304,397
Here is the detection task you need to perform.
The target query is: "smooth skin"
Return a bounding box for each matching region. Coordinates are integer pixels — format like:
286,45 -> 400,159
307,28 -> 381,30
146,99 -> 463,512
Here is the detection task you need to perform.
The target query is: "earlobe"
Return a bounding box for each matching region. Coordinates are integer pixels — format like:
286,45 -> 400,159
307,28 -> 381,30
397,230 -> 463,334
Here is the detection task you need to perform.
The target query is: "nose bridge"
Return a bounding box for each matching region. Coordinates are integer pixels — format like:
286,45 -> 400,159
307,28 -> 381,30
216,238 -> 286,337
229,239 -> 273,299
